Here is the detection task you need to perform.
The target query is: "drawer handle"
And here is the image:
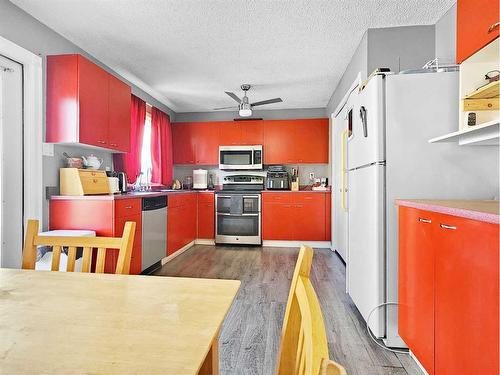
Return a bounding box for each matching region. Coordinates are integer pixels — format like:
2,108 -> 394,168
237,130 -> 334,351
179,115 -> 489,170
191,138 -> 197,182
440,224 -> 457,230
418,218 -> 432,223
125,205 -> 133,209
110,143 -> 118,147
488,21 -> 500,33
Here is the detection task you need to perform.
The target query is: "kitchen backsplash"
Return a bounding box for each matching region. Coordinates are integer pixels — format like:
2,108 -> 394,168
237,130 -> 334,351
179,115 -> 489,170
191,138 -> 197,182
173,164 -> 330,187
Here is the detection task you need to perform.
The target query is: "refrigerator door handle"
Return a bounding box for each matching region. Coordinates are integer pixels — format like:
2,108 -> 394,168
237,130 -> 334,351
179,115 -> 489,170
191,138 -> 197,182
360,106 -> 368,137
341,129 -> 348,212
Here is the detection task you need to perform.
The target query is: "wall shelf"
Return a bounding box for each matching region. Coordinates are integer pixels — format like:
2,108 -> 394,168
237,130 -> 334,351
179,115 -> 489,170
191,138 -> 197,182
428,119 -> 499,145
464,80 -> 499,100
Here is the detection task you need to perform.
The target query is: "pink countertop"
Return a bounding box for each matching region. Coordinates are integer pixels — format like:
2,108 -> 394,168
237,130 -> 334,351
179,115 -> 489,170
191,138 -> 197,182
396,199 -> 499,224
50,190 -> 215,201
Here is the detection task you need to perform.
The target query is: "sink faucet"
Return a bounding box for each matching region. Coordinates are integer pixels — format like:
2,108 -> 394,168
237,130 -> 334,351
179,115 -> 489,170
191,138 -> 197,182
146,168 -> 152,190
133,172 -> 143,191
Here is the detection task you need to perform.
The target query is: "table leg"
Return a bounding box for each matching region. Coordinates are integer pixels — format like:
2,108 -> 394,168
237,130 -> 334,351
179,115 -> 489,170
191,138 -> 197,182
198,333 -> 219,375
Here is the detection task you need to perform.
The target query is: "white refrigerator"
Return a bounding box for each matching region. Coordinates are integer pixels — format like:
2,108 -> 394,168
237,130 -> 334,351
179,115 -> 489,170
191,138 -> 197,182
346,71 -> 498,348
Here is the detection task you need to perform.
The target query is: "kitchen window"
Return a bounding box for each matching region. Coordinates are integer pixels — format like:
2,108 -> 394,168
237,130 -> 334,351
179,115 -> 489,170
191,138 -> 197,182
140,104 -> 153,183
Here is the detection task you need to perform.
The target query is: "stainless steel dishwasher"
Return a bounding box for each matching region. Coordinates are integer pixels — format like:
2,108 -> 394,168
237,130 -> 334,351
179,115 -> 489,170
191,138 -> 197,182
141,195 -> 167,272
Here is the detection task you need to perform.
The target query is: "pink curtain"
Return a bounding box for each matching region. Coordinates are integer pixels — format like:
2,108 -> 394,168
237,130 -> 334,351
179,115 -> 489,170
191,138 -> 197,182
151,107 -> 173,186
113,95 -> 146,183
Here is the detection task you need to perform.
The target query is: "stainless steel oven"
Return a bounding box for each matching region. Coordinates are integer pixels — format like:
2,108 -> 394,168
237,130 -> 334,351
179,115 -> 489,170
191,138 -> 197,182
219,145 -> 263,170
216,193 -> 261,245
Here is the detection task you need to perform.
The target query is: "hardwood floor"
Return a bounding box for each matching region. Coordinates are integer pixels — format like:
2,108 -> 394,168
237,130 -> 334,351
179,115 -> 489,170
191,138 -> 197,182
153,245 -> 422,375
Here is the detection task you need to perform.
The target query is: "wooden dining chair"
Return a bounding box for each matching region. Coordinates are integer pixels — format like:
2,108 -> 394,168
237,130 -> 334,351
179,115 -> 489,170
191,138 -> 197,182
22,219 -> 136,275
276,245 -> 347,375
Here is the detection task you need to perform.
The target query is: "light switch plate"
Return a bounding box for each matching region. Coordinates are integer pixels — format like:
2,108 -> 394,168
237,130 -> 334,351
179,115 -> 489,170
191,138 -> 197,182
42,143 -> 54,157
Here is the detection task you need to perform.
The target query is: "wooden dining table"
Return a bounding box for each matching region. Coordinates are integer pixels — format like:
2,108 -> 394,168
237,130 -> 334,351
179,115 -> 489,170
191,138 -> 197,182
0,268 -> 240,374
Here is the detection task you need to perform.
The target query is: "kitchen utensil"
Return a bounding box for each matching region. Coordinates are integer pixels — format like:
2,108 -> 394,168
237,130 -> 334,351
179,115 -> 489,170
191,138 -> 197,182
107,177 -> 120,194
81,154 -> 103,169
117,172 -> 128,193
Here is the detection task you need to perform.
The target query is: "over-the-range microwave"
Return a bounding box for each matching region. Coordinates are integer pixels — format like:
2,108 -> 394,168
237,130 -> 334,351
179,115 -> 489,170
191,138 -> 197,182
219,145 -> 263,170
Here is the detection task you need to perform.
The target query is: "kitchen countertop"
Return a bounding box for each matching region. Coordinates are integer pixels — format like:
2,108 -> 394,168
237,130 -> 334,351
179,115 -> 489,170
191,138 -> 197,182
396,199 -> 500,224
262,187 -> 331,193
50,189 -> 216,201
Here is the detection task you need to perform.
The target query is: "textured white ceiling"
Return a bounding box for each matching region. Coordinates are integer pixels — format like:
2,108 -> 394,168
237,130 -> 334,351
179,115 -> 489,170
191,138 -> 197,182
11,0 -> 454,112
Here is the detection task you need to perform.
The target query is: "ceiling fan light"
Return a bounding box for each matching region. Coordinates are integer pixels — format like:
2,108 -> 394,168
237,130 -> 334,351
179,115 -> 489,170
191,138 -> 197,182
239,108 -> 252,117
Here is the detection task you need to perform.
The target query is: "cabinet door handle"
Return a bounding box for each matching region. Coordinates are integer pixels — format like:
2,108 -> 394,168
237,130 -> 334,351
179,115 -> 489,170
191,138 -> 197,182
125,206 -> 133,209
110,143 -> 118,147
488,21 -> 500,33
440,224 -> 457,230
418,218 -> 432,223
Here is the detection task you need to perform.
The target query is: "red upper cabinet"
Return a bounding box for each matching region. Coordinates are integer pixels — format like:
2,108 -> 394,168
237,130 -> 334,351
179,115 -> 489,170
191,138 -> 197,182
294,119 -> 329,163
457,0 -> 499,63
240,120 -> 263,145
172,124 -> 195,164
108,75 -> 131,152
46,54 -> 132,152
78,55 -> 109,147
192,122 -> 219,165
264,119 -> 329,164
218,121 -> 242,146
398,207 -> 435,375
264,120 -> 297,164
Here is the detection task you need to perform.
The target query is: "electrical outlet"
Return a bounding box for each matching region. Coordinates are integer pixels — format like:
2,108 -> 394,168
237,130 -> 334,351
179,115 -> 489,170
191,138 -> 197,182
309,172 -> 315,181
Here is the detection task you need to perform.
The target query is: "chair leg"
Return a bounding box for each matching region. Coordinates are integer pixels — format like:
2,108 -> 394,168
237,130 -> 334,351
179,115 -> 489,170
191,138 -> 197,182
22,220 -> 39,270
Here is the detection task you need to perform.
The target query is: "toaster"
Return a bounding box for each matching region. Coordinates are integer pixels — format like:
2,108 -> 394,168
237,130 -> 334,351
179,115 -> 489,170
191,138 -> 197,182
266,171 -> 290,190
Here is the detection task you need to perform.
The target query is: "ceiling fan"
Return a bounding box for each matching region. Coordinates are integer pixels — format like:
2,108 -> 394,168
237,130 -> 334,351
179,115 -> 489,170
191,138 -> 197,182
214,84 -> 283,117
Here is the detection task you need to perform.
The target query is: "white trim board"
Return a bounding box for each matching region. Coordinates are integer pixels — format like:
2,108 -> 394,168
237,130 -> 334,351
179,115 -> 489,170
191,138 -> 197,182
409,351 -> 429,375
0,36 -> 43,267
262,240 -> 332,249
160,241 -> 196,265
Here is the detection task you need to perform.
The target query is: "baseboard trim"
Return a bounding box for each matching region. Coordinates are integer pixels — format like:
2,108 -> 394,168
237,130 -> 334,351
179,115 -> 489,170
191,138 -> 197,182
262,240 -> 332,248
160,241 -> 195,265
195,239 -> 215,245
409,351 -> 429,375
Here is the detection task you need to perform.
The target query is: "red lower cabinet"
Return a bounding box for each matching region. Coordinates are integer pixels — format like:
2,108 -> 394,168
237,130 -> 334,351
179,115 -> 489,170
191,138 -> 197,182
398,207 -> 435,374
434,213 -> 499,375
167,193 -> 198,255
197,193 -> 215,239
262,192 -> 329,241
399,206 -> 499,374
49,198 -> 142,274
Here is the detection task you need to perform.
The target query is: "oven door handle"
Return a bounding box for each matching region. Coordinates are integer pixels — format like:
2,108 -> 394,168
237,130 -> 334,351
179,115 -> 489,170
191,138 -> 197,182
242,195 -> 260,199
216,195 -> 233,199
216,212 -> 259,217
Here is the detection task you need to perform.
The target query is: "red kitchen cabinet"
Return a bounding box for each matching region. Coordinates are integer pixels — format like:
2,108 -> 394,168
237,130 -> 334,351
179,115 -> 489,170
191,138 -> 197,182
264,119 -> 329,164
325,192 -> 331,241
240,120 -> 264,145
398,206 -> 499,375
262,202 -> 294,240
115,213 -> 142,275
434,213 -> 499,375
172,124 -> 195,164
191,122 -> 219,165
218,121 -> 242,146
294,119 -> 329,163
398,207 -> 435,374
264,120 -> 297,164
78,55 -> 109,147
197,193 -> 215,239
46,54 -> 132,152
49,198 -> 143,275
457,0 -> 499,63
108,74 -> 131,152
167,193 -> 197,255
218,120 -> 264,146
262,192 -> 328,241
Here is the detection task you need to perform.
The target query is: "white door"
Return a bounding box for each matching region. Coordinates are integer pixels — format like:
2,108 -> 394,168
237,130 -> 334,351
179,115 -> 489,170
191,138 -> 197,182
348,75 -> 386,169
0,55 -> 24,268
347,163 -> 386,338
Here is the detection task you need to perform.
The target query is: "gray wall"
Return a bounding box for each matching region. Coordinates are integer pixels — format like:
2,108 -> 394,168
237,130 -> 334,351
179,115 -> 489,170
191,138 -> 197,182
435,3 -> 457,62
325,32 -> 368,116
0,0 -> 175,229
174,108 -> 326,122
367,25 -> 435,74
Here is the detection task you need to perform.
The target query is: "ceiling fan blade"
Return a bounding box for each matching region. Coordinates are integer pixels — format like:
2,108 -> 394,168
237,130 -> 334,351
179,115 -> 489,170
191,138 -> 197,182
213,106 -> 238,110
251,98 -> 283,107
225,91 -> 242,104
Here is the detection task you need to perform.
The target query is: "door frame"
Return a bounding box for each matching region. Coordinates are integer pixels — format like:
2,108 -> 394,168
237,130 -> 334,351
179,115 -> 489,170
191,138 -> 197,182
0,36 -> 43,251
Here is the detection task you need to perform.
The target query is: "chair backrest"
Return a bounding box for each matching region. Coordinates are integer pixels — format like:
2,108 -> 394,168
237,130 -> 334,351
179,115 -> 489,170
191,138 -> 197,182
276,246 -> 347,375
22,220 -> 136,275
